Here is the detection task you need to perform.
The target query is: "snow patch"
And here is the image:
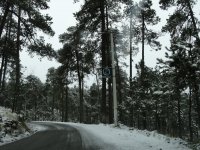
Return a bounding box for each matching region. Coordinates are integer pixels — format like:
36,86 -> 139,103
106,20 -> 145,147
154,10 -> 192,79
66,123 -> 191,150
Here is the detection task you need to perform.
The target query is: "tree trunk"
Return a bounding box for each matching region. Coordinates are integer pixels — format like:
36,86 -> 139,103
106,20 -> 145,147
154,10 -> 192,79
129,7 -> 134,127
188,85 -> 193,141
2,6 -> 13,93
175,73 -> 182,138
0,1 -> 10,38
141,12 -> 146,129
193,76 -> 200,128
141,12 -> 145,84
75,50 -> 84,123
13,7 -> 21,112
108,78 -> 113,124
52,80 -> 55,118
107,30 -> 113,124
95,73 -> 101,121
100,0 -> 107,123
0,14 -> 10,90
65,85 -> 69,122
115,54 -> 123,123
1,56 -> 8,92
61,86 -> 64,122
0,55 -> 5,89
186,0 -> 200,44
34,97 -> 37,121
177,91 -> 181,138
81,72 -> 84,122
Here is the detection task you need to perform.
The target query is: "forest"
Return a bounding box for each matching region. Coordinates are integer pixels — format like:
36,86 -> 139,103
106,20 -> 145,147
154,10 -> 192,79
0,0 -> 200,144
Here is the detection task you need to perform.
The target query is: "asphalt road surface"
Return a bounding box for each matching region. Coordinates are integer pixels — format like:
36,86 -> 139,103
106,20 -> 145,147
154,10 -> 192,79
0,122 -> 103,150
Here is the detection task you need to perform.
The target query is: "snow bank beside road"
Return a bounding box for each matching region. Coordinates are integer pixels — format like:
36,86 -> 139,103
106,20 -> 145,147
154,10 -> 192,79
0,107 -> 18,121
0,116 -> 193,150
0,106 -> 30,146
67,123 -> 116,150
67,123 -> 191,150
0,107 -> 48,146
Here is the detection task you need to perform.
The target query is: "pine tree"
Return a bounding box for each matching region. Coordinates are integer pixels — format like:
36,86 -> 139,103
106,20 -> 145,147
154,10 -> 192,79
160,0 -> 200,139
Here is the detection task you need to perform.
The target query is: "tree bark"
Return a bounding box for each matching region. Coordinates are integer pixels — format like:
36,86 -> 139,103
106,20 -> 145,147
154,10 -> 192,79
100,0 -> 107,123
13,7 -> 21,112
141,12 -> 147,129
0,14 -> 10,90
0,55 -> 5,89
75,49 -> 84,123
129,7 -> 133,127
52,79 -> 55,118
0,1 -> 10,38
175,72 -> 182,138
193,76 -> 200,127
188,85 -> 193,141
2,6 -> 13,93
186,0 -> 200,44
114,39 -> 123,123
141,12 -> 145,84
65,85 -> 69,122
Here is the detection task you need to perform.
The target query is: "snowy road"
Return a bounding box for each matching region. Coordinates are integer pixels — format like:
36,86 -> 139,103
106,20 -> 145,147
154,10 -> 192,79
0,122 -> 106,150
0,121 -> 192,150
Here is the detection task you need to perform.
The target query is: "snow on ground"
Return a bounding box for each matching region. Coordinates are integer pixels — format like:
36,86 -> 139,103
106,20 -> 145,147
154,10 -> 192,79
0,106 -> 24,145
27,122 -> 48,133
0,106 -> 18,122
67,123 -> 192,150
0,131 -> 30,146
0,107 -> 35,146
0,107 -> 194,150
0,106 -> 29,146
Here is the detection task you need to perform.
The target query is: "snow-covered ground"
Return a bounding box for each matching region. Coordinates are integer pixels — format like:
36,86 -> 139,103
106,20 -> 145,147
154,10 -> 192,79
0,106 -> 27,145
0,106 -> 194,150
0,106 -> 50,146
66,123 -> 192,150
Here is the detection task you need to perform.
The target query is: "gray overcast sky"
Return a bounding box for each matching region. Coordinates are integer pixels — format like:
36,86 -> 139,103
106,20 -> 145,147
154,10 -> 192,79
21,0 -> 82,82
21,0 -> 200,83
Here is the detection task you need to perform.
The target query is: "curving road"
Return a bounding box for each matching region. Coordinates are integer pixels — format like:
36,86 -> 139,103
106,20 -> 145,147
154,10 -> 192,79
0,122 -> 103,150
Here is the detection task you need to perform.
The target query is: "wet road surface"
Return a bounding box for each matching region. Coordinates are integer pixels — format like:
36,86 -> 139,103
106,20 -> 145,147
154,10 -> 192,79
0,122 -> 102,150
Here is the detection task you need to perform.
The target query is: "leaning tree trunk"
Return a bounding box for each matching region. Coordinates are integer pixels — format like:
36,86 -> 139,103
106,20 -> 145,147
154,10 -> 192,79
186,0 -> 200,44
2,6 -> 13,93
0,15 -> 10,90
0,37 -> 6,106
0,55 -> 5,89
0,1 -> 10,38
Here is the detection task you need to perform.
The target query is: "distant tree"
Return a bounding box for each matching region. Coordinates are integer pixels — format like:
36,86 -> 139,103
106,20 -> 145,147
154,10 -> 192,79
84,83 -> 100,123
46,67 -> 64,120
23,75 -> 43,120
